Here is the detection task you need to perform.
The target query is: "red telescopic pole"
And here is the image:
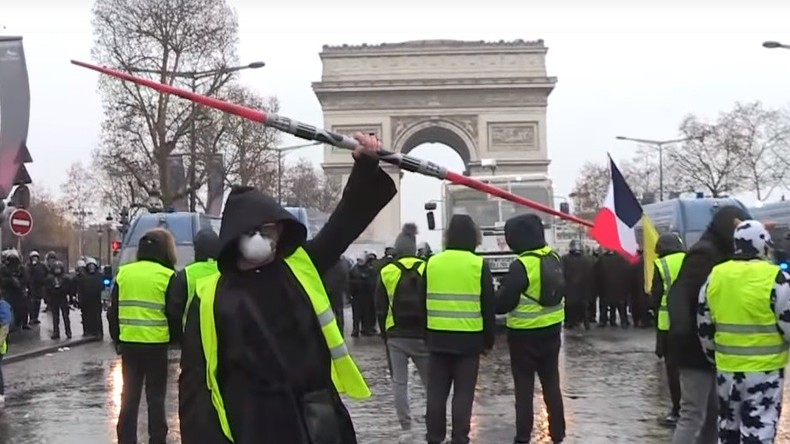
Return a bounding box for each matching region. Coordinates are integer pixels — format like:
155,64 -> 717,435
71,60 -> 593,228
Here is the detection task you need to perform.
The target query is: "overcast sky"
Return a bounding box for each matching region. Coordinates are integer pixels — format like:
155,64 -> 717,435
4,0 -> 790,248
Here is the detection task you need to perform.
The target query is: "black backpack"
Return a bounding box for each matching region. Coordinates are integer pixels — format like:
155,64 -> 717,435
522,251 -> 565,307
390,260 -> 426,331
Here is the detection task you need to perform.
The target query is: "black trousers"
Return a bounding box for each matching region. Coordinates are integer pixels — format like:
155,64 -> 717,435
426,352 -> 480,444
331,301 -> 345,338
599,299 -> 628,326
28,293 -> 42,323
509,333 -> 565,444
350,292 -> 362,333
10,292 -> 28,328
630,293 -> 651,327
82,304 -> 104,337
564,299 -> 589,329
117,345 -> 169,444
50,297 -> 71,338
665,352 -> 681,414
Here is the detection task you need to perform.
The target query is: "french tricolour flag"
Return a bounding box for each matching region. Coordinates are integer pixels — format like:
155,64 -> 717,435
590,155 -> 644,263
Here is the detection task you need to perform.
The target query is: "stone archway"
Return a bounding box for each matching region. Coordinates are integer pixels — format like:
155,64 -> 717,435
313,39 -> 557,250
394,117 -> 476,169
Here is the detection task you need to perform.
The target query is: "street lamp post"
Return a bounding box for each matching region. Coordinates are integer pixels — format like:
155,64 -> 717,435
127,61 -> 265,211
615,135 -> 703,202
105,212 -> 113,266
272,142 -> 322,204
70,206 -> 93,258
97,228 -> 103,264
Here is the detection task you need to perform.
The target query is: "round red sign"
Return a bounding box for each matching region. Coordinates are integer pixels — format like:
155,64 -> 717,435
8,208 -> 33,237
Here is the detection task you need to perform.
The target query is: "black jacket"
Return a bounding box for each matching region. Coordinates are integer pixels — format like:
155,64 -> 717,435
595,251 -> 632,303
178,154 -> 396,444
74,271 -> 105,308
323,258 -> 349,316
561,252 -> 595,307
667,205 -> 750,370
651,233 -> 686,357
424,214 -> 496,355
495,214 -> 562,338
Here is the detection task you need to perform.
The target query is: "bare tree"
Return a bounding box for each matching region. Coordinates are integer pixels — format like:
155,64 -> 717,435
570,161 -> 610,212
61,162 -> 98,217
91,0 -> 240,207
664,114 -> 749,197
208,87 -> 281,193
281,159 -> 342,212
722,102 -> 790,201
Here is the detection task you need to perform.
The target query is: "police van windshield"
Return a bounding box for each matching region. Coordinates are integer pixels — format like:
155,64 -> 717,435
118,214 -> 221,270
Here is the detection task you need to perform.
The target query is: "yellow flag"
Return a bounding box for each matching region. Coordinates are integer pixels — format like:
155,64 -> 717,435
642,214 -> 660,294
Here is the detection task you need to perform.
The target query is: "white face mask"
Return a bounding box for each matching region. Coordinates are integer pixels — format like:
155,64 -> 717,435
239,233 -> 275,265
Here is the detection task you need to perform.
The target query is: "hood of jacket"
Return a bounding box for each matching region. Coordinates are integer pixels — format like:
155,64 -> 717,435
193,228 -> 220,262
701,205 -> 752,255
217,186 -> 307,273
504,214 -> 546,254
444,214 -> 479,252
656,233 -> 685,256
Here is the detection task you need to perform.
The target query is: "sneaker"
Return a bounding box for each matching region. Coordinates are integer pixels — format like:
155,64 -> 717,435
661,411 -> 679,425
0,395 -> 6,406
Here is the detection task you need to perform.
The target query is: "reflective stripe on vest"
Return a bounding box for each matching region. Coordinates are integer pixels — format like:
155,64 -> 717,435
115,261 -> 174,344
425,250 -> 483,332
380,257 -> 426,331
197,247 -> 371,442
182,260 -> 218,329
655,252 -> 685,332
706,259 -> 789,373
506,246 -> 564,329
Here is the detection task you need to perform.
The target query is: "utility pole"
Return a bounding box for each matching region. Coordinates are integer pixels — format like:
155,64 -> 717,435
273,142 -> 322,204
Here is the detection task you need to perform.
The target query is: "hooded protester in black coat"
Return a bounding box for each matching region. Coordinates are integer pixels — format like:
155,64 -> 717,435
667,205 -> 751,370
178,153 -> 396,444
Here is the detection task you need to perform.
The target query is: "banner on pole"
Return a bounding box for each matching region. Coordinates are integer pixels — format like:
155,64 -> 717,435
166,154 -> 188,212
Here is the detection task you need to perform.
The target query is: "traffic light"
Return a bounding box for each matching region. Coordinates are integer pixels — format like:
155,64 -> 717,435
102,265 -> 113,288
111,240 -> 121,256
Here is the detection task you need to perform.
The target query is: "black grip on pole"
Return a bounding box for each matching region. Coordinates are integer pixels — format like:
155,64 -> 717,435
266,114 -> 357,149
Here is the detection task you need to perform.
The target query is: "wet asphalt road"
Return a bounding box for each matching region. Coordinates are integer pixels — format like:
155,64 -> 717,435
2,319 -> 790,444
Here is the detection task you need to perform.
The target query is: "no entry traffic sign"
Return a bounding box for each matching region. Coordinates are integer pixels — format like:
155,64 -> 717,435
8,208 -> 33,237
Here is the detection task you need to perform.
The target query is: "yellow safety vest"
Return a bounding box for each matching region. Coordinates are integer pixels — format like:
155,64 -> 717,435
197,247 -> 370,442
182,260 -> 219,328
506,247 -> 565,329
115,260 -> 174,344
655,252 -> 685,332
706,260 -> 789,373
425,249 -> 484,332
380,257 -> 426,331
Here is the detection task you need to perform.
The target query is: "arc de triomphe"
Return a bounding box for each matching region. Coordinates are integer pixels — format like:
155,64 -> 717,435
312,39 -> 557,251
